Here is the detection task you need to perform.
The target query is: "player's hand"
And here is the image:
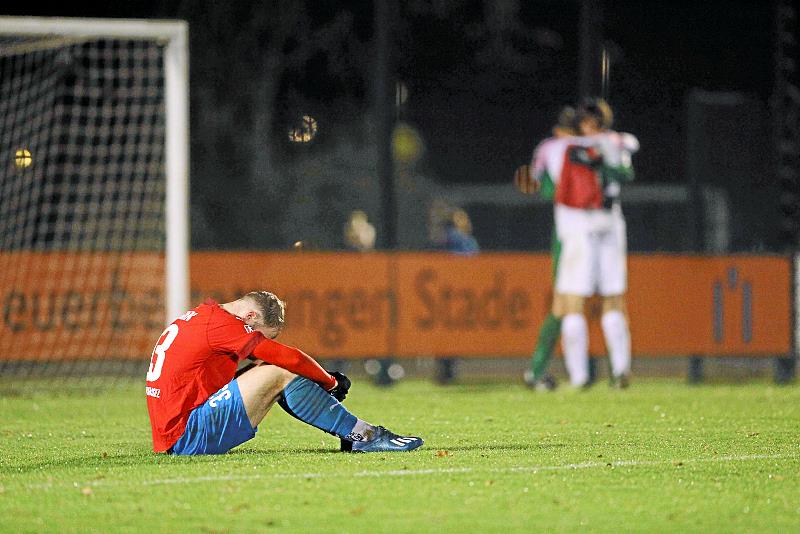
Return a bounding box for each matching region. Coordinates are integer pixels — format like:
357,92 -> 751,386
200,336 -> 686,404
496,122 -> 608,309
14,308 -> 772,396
514,164 -> 539,195
327,371 -> 351,402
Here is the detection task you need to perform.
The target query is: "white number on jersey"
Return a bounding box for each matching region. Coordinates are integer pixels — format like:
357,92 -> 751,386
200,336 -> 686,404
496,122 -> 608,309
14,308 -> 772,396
176,310 -> 198,322
146,324 -> 179,382
208,384 -> 232,408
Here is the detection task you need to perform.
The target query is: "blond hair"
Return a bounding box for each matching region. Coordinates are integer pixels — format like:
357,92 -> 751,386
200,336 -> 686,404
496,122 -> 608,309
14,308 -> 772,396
578,97 -> 614,129
244,291 -> 286,330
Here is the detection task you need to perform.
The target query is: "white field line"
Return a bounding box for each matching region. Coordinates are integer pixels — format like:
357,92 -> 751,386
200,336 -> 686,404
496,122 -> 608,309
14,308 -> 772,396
18,452 -> 799,491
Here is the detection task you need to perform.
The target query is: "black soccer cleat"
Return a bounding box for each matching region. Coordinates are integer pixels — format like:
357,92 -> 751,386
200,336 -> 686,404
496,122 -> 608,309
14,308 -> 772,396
610,374 -> 630,389
524,370 -> 557,391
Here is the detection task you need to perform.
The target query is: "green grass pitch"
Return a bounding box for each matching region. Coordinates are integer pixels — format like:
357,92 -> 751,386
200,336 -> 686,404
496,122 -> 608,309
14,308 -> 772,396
1,378 -> 799,532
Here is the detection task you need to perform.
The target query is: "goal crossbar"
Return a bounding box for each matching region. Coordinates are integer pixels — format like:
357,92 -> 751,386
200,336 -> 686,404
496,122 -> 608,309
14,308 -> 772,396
0,16 -> 186,40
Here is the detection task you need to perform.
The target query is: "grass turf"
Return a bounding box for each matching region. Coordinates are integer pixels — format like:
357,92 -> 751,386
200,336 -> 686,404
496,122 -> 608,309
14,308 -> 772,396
1,378 -> 799,533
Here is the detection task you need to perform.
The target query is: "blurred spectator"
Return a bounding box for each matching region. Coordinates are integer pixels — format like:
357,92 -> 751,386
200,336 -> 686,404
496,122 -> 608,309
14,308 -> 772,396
343,210 -> 376,251
342,210 -> 400,385
431,206 -> 480,383
445,208 -> 480,255
427,198 -> 452,248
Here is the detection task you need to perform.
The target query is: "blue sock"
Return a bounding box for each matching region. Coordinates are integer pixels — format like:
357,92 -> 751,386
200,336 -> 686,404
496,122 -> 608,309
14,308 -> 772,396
278,376 -> 358,439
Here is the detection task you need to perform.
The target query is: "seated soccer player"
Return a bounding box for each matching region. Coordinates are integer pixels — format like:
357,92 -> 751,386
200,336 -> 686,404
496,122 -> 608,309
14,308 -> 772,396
145,291 -> 423,455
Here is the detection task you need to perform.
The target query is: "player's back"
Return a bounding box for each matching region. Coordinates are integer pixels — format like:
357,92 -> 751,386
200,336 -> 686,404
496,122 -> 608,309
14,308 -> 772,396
146,302 -> 235,395
532,136 -> 561,179
532,136 -> 575,199
145,300 -> 263,451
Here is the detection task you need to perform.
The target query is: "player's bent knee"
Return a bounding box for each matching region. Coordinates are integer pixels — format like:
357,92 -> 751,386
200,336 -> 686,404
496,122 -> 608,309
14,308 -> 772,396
276,367 -> 297,389
557,293 -> 585,315
551,293 -> 565,318
237,364 -> 295,397
602,294 -> 626,314
258,364 -> 296,389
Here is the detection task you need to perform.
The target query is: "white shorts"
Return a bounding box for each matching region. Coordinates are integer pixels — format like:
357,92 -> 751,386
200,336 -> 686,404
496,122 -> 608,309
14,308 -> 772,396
554,203 -> 627,297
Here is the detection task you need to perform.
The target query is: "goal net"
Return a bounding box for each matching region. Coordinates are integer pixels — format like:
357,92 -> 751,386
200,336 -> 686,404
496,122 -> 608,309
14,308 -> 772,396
0,18 -> 188,384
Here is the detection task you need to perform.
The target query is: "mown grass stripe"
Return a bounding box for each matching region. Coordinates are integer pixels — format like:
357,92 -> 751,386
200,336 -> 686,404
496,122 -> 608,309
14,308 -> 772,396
19,452 -> 797,491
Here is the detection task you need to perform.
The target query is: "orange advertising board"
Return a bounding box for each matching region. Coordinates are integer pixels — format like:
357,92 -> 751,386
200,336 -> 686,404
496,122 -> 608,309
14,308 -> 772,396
0,251 -> 164,360
0,252 -> 792,360
626,256 -> 791,356
392,253 -> 549,356
189,252 -> 394,357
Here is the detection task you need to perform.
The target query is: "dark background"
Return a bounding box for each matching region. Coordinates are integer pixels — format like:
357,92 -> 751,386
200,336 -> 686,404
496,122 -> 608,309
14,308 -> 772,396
0,0 -> 790,251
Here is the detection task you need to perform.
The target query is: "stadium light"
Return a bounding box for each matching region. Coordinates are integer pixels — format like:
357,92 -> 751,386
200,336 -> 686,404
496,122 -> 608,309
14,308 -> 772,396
288,114 -> 318,143
14,148 -> 32,168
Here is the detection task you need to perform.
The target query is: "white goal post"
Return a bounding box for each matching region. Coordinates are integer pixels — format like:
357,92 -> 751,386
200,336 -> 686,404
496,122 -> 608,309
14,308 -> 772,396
0,16 -> 189,367
0,16 -> 189,325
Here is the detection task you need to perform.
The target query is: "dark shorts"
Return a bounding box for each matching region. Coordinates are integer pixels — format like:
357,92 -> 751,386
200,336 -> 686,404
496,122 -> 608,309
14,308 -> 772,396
171,379 -> 257,455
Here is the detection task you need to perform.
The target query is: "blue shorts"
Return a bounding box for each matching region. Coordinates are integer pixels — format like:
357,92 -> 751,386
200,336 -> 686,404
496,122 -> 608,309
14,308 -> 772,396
171,379 -> 257,455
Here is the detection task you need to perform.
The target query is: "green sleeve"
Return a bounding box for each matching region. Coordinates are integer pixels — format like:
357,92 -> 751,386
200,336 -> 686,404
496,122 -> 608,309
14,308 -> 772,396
538,171 -> 557,200
602,164 -> 635,184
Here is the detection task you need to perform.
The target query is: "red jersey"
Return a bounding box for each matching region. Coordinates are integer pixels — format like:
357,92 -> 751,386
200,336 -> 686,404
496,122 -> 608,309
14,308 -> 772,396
535,136 -> 619,210
554,144 -> 604,209
146,300 -> 335,452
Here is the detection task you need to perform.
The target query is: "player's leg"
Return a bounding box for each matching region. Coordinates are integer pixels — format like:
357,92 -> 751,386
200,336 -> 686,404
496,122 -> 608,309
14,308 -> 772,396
598,210 -> 631,387
554,208 -> 593,388
169,365 -> 288,455
601,294 -> 630,387
238,363 -> 423,452
527,311 -> 561,388
235,363 -> 296,427
170,376 -> 260,455
558,293 -> 590,387
237,362 -> 365,439
527,231 -> 562,389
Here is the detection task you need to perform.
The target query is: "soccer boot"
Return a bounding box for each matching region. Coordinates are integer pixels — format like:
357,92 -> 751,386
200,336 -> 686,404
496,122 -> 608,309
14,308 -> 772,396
610,374 -> 630,389
523,370 -> 557,391
341,426 -> 423,453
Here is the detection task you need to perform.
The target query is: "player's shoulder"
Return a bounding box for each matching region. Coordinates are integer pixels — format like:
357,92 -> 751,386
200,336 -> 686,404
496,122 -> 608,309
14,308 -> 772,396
207,301 -> 244,324
537,136 -> 573,154
534,136 -> 557,150
185,299 -> 219,319
562,134 -> 595,147
169,300 -> 214,325
206,301 -> 260,336
174,299 -> 238,329
598,130 -> 640,152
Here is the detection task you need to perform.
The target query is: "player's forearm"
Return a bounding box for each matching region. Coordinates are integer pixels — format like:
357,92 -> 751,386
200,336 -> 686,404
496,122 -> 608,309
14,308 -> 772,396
603,165 -> 635,183
250,339 -> 336,390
